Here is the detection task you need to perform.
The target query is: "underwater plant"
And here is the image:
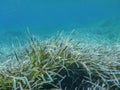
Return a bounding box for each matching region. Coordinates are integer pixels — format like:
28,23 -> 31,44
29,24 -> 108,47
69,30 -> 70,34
0,32 -> 120,90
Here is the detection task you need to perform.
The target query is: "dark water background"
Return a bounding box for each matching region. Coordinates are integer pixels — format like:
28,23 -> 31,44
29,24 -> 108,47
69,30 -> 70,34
0,0 -> 120,47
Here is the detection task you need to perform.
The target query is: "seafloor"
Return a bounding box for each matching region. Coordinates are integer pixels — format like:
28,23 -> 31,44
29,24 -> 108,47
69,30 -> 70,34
0,19 -> 120,90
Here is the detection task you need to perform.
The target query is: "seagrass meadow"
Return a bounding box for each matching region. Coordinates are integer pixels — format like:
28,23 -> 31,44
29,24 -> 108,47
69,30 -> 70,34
1,0 -> 120,90
0,31 -> 120,90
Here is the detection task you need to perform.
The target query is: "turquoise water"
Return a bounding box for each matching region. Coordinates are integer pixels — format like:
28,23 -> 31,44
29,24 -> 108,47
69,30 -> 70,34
1,1 -> 120,89
0,0 -> 120,51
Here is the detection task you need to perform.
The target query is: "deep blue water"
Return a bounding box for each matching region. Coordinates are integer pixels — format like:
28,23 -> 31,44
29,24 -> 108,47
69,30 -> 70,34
0,0 -> 120,47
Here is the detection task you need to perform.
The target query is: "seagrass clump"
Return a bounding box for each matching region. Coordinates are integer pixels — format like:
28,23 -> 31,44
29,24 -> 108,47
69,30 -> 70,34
0,33 -> 120,90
